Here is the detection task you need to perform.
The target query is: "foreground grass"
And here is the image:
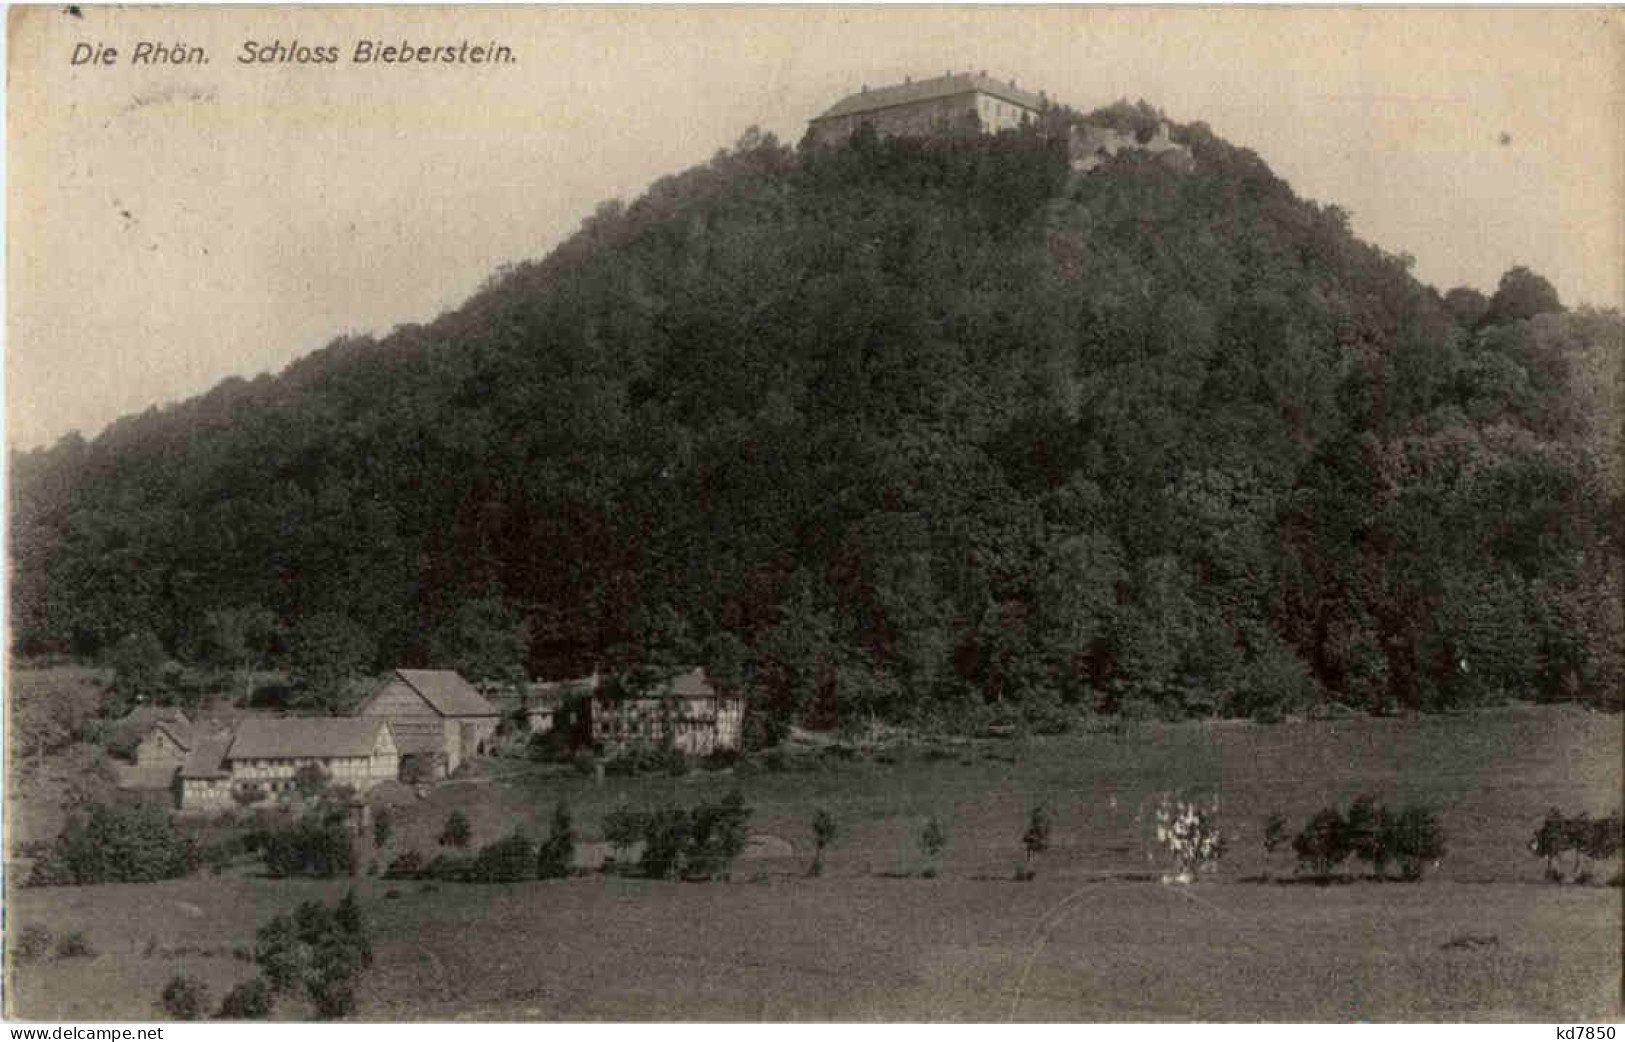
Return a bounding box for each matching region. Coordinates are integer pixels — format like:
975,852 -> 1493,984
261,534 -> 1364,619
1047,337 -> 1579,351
8,703 -> 1620,1021
9,873 -> 1617,1021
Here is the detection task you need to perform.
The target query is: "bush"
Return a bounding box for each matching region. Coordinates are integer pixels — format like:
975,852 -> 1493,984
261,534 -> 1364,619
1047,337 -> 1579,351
160,973 -> 209,1020
384,850 -> 424,879
1530,808 -> 1616,882
260,813 -> 355,878
307,972 -> 357,1020
15,925 -> 52,962
399,753 -> 443,785
471,832 -> 535,883
1584,811 -> 1623,868
1530,807 -> 1569,880
1390,805 -> 1446,881
809,808 -> 836,877
1346,794 -> 1395,879
254,914 -> 310,994
438,810 -> 472,849
215,977 -> 273,1020
55,931 -> 95,958
333,889 -> 373,969
685,790 -> 752,880
1293,807 -> 1352,881
372,808 -> 393,849
253,894 -> 371,1020
1262,812 -> 1288,858
602,805 -> 646,867
918,815 -> 947,877
536,801 -> 576,879
292,763 -> 330,800
1020,804 -> 1052,879
639,804 -> 692,880
29,801 -> 199,886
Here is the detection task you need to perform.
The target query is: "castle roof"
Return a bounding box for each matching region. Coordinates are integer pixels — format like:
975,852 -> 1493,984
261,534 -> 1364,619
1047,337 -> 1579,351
813,72 -> 1044,123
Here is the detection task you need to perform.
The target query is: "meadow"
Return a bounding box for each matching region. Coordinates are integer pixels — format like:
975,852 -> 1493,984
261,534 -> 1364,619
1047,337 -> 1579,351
8,703 -> 1621,1021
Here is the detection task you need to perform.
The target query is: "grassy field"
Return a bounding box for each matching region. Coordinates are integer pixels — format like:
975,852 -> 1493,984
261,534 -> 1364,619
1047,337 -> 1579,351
8,703 -> 1621,1021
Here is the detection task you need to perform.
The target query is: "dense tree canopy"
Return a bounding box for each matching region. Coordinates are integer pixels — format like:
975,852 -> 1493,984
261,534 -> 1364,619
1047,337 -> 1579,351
11,110 -> 1621,728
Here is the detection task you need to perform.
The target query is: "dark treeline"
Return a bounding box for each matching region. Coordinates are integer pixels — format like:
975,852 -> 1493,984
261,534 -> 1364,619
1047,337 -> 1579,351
11,102 -> 1622,729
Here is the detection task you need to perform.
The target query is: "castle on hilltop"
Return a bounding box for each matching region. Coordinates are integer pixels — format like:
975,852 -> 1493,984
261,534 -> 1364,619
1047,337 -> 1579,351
807,71 -> 1044,146
808,71 -> 1194,174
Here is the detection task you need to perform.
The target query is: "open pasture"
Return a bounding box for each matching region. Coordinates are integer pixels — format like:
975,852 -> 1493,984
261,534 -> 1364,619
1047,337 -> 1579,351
8,704 -> 1620,1021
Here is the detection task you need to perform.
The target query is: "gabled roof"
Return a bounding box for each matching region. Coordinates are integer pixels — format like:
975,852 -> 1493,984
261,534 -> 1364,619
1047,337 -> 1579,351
389,669 -> 499,718
664,667 -> 717,698
226,717 -> 389,761
531,673 -> 600,707
178,735 -> 232,780
600,667 -> 725,701
119,705 -> 190,731
383,718 -> 449,756
151,719 -> 195,751
813,72 -> 1045,123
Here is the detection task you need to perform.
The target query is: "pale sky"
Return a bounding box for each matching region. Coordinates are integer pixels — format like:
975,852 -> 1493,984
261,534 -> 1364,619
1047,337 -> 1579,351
8,6 -> 1623,450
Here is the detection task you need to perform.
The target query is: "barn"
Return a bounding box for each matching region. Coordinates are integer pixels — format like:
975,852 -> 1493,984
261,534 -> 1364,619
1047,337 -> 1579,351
175,718 -> 399,811
355,668 -> 500,777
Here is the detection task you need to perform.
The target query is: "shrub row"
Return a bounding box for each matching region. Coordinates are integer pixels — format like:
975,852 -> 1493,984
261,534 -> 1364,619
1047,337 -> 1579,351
602,790 -> 753,881
384,802 -> 576,884
1266,797 -> 1445,882
1530,809 -> 1622,883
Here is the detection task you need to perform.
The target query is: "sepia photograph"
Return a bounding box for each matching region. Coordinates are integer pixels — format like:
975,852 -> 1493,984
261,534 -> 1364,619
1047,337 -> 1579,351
4,4 -> 1622,1024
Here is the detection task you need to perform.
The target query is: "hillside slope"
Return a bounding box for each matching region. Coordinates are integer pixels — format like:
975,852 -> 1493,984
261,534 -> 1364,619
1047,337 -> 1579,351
11,107 -> 1621,726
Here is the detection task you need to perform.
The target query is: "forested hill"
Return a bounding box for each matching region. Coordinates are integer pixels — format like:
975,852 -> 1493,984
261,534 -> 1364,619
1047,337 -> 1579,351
11,104 -> 1622,727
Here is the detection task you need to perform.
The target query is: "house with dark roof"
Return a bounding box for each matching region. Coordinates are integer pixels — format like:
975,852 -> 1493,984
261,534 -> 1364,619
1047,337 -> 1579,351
114,706 -> 193,768
586,667 -> 744,757
354,668 -> 500,776
177,718 -> 398,811
808,71 -> 1045,147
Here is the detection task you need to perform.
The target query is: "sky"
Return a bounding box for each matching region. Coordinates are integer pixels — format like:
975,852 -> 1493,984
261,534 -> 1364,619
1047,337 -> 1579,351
8,6 -> 1623,450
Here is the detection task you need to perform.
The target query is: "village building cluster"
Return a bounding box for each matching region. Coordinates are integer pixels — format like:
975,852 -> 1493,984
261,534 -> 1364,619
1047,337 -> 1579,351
123,665 -> 742,810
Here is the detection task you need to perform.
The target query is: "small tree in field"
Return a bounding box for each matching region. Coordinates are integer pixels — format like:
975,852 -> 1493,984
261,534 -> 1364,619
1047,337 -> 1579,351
919,815 -> 947,878
1530,807 -> 1569,881
1153,793 -> 1226,884
1346,794 -> 1396,880
1390,805 -> 1445,881
1581,811 -> 1623,882
1262,811 -> 1288,877
1019,804 -> 1052,880
686,790 -> 751,881
603,805 -> 645,871
1293,807 -> 1352,882
438,810 -> 471,849
471,832 -> 534,883
809,808 -> 836,877
536,800 -> 576,879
